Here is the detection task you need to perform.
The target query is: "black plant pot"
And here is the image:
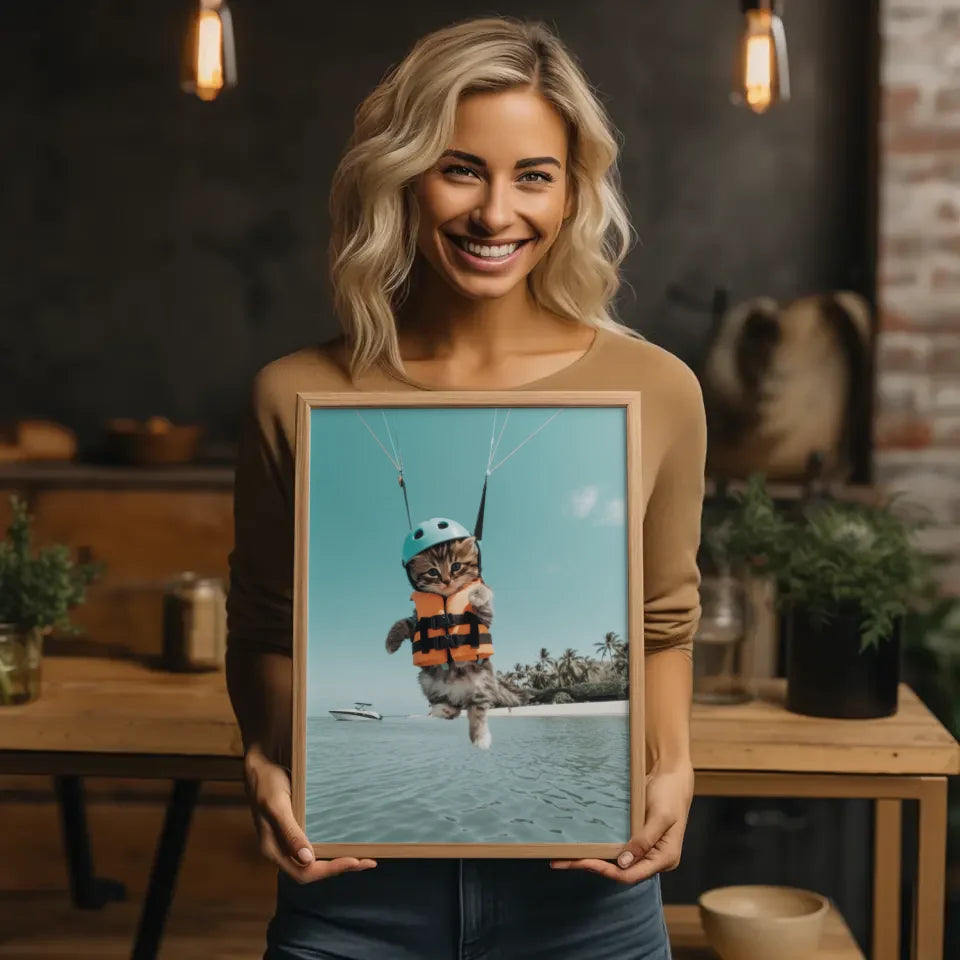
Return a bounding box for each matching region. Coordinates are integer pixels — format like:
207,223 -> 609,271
784,604 -> 901,719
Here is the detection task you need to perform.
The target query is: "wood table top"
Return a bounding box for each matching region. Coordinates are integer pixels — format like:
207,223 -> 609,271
691,679 -> 960,776
0,657 -> 957,778
0,655 -> 242,777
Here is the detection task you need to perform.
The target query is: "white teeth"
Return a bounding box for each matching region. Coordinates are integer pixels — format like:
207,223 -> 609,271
454,237 -> 522,259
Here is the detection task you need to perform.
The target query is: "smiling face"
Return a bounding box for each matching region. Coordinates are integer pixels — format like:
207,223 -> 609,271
413,86 -> 573,301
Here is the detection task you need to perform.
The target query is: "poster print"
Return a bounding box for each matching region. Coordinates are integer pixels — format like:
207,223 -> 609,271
293,391 -> 643,858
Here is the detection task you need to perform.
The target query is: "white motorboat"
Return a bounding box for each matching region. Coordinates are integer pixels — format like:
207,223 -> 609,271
329,701 -> 382,721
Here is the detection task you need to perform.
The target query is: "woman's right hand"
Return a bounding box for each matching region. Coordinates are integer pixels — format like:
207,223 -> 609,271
243,744 -> 378,883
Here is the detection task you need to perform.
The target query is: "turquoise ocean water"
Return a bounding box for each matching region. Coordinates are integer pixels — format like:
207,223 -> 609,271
304,714 -> 630,845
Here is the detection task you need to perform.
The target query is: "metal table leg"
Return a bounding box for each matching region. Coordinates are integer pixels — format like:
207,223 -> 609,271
53,775 -> 127,908
130,779 -> 201,960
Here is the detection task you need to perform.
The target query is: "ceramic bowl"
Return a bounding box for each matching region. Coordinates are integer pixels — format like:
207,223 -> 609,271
698,884 -> 830,960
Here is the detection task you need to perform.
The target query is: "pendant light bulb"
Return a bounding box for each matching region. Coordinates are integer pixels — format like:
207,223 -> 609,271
181,0 -> 237,102
733,0 -> 790,114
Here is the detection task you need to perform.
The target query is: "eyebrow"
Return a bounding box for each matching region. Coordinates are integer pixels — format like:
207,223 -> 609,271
440,149 -> 562,170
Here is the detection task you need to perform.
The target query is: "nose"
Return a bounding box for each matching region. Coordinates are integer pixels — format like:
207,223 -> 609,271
469,178 -> 513,237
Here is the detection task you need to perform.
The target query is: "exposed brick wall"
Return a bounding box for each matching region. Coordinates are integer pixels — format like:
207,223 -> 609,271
877,0 -> 960,590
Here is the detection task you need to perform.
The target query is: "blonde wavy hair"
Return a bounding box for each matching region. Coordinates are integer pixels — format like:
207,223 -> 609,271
329,16 -> 638,378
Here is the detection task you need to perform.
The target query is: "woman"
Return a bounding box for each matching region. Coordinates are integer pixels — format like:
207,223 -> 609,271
227,16 -> 704,960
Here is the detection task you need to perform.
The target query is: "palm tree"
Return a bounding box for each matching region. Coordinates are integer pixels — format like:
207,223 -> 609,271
576,654 -> 592,682
612,636 -> 629,679
594,631 -> 621,662
510,662 -> 530,690
526,647 -> 556,689
582,656 -> 603,682
557,647 -> 588,686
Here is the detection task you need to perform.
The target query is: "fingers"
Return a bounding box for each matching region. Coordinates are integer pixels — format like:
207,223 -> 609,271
246,750 -> 377,885
264,798 -> 315,866
549,845 -> 675,884
260,786 -> 378,880
550,821 -> 683,885
616,809 -> 674,869
257,820 -> 376,883
624,826 -> 683,882
550,857 -> 617,879
250,758 -> 304,858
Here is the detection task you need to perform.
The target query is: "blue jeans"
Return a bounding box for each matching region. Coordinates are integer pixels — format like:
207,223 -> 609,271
265,859 -> 671,960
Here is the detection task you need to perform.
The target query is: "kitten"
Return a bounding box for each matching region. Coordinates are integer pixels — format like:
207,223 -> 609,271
385,536 -> 525,749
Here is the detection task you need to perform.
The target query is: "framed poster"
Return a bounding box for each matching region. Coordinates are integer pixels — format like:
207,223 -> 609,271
292,391 -> 643,859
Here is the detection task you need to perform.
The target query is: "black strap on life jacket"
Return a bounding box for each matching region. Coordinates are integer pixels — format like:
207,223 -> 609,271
412,612 -> 490,654
412,634 -> 450,654
416,612 -> 471,631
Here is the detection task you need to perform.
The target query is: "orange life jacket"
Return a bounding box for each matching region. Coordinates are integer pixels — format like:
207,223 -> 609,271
410,580 -> 493,667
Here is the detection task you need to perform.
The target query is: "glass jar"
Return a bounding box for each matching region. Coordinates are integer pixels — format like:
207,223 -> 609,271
693,574 -> 752,704
0,623 -> 43,706
161,573 -> 227,672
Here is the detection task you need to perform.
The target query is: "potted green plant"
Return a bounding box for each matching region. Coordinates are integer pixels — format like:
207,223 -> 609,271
712,475 -> 932,719
0,495 -> 102,705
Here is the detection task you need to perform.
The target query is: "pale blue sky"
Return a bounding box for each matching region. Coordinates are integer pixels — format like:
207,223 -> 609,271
306,405 -> 629,716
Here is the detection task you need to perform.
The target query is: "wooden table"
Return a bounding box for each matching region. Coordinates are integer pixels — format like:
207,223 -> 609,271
692,682 -> 960,960
0,657 -> 957,959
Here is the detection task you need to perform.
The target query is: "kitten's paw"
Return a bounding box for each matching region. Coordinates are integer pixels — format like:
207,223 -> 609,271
472,727 -> 492,750
469,587 -> 493,626
429,703 -> 461,719
385,619 -> 412,653
468,583 -> 492,609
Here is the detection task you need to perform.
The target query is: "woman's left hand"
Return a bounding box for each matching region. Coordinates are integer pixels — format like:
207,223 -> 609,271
550,760 -> 694,884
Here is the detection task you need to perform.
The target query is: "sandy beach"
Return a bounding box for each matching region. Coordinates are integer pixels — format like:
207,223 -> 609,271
488,699 -> 628,717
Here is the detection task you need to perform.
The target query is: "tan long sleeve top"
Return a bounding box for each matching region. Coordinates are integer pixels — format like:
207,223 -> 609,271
226,328 -> 706,660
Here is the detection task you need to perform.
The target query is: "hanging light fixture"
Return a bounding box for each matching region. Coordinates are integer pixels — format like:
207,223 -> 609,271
732,0 -> 790,114
181,0 -> 237,102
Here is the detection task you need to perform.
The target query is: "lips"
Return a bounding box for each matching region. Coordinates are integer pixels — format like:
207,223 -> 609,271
443,233 -> 536,272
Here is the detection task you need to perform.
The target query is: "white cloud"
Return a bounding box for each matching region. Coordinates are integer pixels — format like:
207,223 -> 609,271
596,498 -> 625,527
569,485 -> 599,518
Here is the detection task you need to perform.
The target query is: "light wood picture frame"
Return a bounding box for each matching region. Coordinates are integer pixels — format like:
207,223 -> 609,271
292,391 -> 644,859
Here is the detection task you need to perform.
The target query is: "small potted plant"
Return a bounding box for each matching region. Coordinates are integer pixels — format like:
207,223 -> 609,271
714,475 -> 932,719
0,495 -> 102,705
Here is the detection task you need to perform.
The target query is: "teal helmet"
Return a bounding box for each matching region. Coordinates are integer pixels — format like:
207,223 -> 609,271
402,517 -> 472,567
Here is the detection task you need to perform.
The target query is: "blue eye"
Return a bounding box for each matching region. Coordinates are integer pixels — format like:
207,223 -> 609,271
429,568 -> 440,578
451,562 -> 461,573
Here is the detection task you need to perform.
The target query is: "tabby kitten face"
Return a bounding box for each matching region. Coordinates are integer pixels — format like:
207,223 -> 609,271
408,537 -> 480,596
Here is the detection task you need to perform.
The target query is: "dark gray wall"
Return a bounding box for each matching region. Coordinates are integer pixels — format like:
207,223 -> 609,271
1,0 -> 874,456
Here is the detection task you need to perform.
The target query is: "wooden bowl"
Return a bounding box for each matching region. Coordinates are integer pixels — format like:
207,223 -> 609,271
698,885 -> 830,960
105,418 -> 203,465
